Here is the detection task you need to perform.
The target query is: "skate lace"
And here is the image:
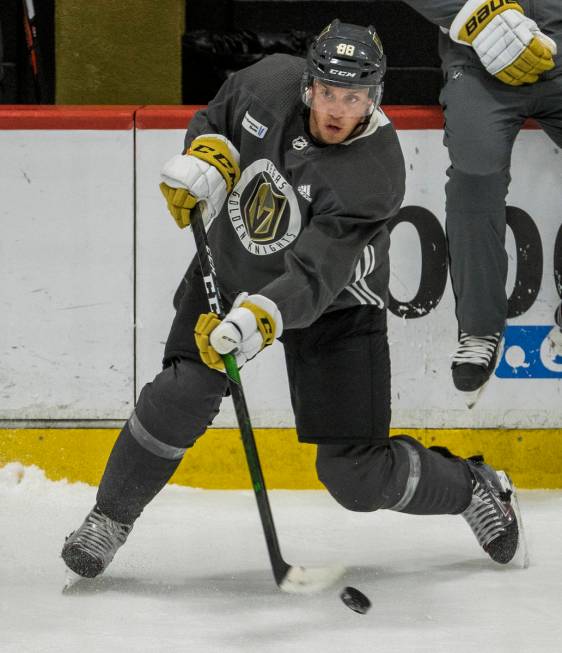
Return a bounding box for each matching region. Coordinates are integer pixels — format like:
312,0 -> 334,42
452,332 -> 501,367
462,480 -> 512,548
70,509 -> 131,560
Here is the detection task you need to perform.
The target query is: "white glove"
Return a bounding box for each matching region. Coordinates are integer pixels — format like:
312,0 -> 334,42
194,293 -> 283,371
449,0 -> 557,86
160,134 -> 240,226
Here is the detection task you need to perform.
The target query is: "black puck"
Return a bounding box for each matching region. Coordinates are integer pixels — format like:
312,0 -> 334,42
340,586 -> 371,614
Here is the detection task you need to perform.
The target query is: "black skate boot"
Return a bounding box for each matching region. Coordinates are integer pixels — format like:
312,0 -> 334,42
62,505 -> 133,578
451,331 -> 502,407
462,456 -> 527,566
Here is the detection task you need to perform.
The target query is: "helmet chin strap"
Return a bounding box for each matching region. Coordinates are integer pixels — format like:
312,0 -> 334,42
348,106 -> 374,140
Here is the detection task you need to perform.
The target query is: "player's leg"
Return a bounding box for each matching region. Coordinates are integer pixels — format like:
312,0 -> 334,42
316,441 -> 524,564
441,67 -> 528,396
283,306 -> 523,563
533,76 -> 562,357
62,264 -> 228,578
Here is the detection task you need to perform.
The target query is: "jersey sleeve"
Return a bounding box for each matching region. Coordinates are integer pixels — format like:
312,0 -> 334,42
182,72 -> 249,152
260,139 -> 405,329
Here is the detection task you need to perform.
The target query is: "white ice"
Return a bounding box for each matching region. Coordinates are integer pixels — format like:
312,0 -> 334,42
1,463 -> 561,653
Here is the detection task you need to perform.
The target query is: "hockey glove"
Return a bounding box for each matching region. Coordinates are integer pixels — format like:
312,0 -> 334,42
449,0 -> 557,86
194,293 -> 283,371
159,134 -> 240,228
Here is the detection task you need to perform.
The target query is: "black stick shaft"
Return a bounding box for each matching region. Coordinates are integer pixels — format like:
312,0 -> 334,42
190,205 -> 290,586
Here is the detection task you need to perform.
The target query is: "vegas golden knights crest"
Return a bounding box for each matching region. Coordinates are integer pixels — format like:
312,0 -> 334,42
244,173 -> 288,243
227,159 -> 301,256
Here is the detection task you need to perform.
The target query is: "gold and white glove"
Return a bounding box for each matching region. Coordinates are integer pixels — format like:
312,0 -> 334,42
159,134 -> 240,228
450,0 -> 557,86
194,293 -> 283,371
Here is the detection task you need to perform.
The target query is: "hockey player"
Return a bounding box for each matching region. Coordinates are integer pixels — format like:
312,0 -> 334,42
62,20 -> 524,580
401,0 -> 562,401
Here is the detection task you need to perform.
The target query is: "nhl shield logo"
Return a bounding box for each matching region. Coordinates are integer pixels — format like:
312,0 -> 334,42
292,136 -> 308,151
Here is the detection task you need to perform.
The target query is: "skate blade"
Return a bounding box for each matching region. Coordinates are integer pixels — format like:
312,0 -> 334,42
62,568 -> 86,593
280,564 -> 346,594
463,386 -> 486,409
497,471 -> 530,569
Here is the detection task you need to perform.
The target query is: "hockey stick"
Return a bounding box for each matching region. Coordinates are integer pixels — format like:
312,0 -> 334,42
22,0 -> 41,103
190,203 -> 344,594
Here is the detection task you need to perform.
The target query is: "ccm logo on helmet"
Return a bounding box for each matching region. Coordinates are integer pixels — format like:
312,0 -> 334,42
329,69 -> 357,78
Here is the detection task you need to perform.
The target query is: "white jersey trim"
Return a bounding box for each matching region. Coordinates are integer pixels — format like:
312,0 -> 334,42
343,108 -> 389,146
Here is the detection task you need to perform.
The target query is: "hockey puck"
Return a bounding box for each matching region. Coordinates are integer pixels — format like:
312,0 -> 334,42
340,586 -> 371,614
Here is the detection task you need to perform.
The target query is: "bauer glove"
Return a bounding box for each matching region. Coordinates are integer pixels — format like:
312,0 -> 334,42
159,134 -> 240,228
194,293 -> 283,371
449,0 -> 557,86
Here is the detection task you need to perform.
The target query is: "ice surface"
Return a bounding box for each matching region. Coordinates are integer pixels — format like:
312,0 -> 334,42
1,463 -> 562,653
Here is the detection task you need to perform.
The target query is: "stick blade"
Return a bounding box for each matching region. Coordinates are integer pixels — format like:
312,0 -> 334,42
279,564 -> 346,594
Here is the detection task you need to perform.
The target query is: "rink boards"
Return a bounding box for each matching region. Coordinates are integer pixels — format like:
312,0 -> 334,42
0,106 -> 560,487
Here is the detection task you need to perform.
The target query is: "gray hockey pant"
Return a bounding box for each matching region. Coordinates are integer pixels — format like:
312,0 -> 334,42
96,358 -> 227,524
316,436 -> 473,515
441,66 -> 562,335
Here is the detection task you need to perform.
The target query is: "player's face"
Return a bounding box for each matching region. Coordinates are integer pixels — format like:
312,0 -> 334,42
308,80 -> 372,144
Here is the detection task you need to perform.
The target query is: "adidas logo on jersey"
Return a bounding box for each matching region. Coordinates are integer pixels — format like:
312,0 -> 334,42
297,184 -> 312,202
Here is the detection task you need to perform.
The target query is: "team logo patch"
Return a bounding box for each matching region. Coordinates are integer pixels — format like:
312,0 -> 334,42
242,111 -> 268,139
227,159 -> 302,255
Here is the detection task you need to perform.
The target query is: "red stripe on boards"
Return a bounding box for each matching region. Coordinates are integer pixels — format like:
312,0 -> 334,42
0,105 -> 540,130
0,105 -> 138,129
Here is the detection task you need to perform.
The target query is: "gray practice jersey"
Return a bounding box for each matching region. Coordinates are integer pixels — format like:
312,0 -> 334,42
402,0 -> 562,79
183,54 -> 405,329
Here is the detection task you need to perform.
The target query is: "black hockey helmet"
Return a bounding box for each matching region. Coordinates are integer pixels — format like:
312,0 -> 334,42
302,20 -> 386,113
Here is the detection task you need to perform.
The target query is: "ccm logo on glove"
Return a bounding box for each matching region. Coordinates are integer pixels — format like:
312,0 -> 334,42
188,141 -> 239,192
159,134 -> 240,229
194,293 -> 283,371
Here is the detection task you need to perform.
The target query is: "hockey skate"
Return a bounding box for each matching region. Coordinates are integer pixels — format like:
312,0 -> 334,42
462,456 -> 528,567
61,505 -> 133,583
451,331 -> 503,408
546,304 -> 562,359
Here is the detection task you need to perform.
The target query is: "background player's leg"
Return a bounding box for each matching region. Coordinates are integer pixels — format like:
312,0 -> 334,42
440,67 -> 527,395
533,75 -> 562,357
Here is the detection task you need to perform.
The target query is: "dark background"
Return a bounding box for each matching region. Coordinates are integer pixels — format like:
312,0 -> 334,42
0,0 -> 55,103
0,0 -> 440,105
182,1 -> 441,105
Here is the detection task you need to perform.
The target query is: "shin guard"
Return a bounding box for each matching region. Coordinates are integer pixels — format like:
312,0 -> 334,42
389,436 -> 472,515
96,421 -> 184,524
